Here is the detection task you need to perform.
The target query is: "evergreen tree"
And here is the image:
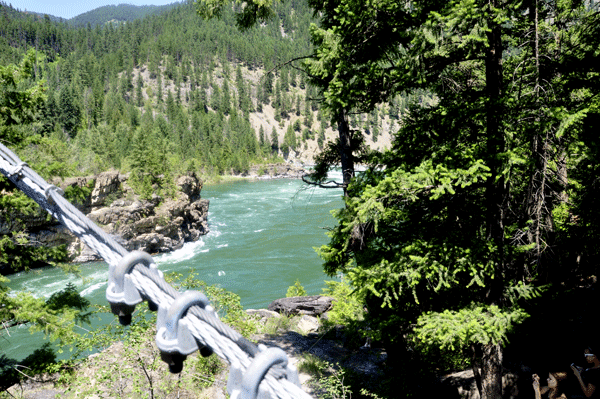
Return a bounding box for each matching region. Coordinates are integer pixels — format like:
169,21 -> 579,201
221,79 -> 231,116
156,72 -> 163,103
270,126 -> 278,154
58,83 -> 81,136
258,125 -> 266,149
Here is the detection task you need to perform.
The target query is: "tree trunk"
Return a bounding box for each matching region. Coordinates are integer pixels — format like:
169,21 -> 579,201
483,9 -> 506,399
337,109 -> 354,197
484,5 -> 505,301
482,343 -> 504,399
472,344 -> 483,398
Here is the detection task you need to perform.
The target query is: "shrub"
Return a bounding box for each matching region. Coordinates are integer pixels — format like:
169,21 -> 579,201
286,279 -> 307,297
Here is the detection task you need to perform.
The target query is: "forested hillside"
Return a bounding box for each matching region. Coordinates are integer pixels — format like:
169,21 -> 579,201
0,0 -> 395,191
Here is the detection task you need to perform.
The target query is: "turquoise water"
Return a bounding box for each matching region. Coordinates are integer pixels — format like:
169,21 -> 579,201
3,175 -> 344,361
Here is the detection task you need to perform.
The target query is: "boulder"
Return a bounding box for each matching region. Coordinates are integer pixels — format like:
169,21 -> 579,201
296,315 -> 320,334
268,295 -> 334,316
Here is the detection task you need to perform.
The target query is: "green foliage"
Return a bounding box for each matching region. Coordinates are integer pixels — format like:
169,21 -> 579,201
1,51 -> 70,272
0,281 -> 92,391
295,3 -> 600,399
318,365 -> 353,399
321,276 -> 363,328
69,4 -> 177,27
297,353 -> 328,376
258,313 -> 294,335
0,48 -> 46,144
286,279 -> 307,297
414,305 -> 529,351
299,357 -> 383,399
66,305 -> 226,398
0,0 -> 314,182
63,179 -> 95,206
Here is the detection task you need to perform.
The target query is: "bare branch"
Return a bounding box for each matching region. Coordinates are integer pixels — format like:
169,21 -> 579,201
301,174 -> 344,189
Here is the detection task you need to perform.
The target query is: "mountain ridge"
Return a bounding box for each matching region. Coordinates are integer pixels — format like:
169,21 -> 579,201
68,2 -> 182,27
0,1 -> 181,25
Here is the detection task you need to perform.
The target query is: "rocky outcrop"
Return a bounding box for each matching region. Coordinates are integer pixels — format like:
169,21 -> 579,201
19,171 -> 209,263
90,170 -> 123,209
267,295 -> 334,316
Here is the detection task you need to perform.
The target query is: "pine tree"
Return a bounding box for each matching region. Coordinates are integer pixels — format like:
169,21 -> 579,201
270,126 -> 279,154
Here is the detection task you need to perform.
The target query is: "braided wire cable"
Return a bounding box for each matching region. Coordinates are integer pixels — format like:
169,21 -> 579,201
0,143 -> 312,399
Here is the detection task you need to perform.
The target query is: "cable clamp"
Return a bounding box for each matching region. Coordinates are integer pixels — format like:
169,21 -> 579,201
44,184 -> 64,204
228,345 -> 301,399
106,251 -> 161,325
7,161 -> 28,178
156,290 -> 215,373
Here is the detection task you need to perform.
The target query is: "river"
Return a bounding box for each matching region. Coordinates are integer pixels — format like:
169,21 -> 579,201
3,173 -> 344,361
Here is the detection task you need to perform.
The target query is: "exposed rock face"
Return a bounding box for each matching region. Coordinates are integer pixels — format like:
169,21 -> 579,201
90,170 -> 123,209
268,295 -> 334,316
16,171 -> 209,263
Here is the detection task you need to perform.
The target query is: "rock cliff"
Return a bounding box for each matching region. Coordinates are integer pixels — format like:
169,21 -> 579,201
22,171 -> 209,263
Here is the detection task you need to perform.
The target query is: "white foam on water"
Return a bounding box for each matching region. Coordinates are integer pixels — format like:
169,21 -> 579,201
80,281 -> 107,297
254,229 -> 265,233
20,278 -> 76,299
156,239 -> 206,265
206,220 -> 225,237
44,279 -> 75,289
217,244 -> 229,248
87,269 -> 109,281
218,271 -> 226,276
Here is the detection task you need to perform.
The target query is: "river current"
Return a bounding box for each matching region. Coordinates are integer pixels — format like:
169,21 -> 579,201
3,173 -> 344,361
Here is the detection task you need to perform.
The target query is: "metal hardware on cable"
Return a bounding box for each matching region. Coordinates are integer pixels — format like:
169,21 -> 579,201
106,251 -> 162,325
44,184 -> 64,204
228,345 -> 301,399
157,291 -> 215,373
0,142 -> 314,399
7,161 -> 27,178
